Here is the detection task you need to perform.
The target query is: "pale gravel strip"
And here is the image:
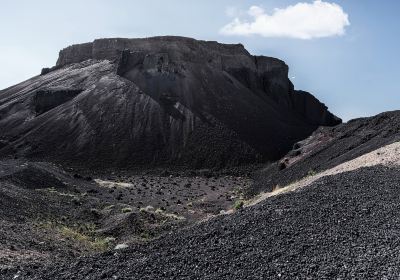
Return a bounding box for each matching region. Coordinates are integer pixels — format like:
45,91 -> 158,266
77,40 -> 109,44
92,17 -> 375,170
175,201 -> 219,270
94,179 -> 134,188
247,141 -> 400,207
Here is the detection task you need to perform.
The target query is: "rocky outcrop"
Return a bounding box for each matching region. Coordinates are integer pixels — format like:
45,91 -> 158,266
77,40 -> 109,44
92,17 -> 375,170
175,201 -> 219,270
33,87 -> 82,115
0,36 -> 340,169
292,90 -> 339,126
56,37 -> 249,67
56,42 -> 93,67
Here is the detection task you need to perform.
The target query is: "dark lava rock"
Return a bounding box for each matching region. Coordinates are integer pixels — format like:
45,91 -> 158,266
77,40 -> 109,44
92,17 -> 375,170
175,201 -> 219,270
33,87 -> 82,115
40,67 -> 51,75
0,36 -> 340,169
251,110 -> 400,194
15,165 -> 400,279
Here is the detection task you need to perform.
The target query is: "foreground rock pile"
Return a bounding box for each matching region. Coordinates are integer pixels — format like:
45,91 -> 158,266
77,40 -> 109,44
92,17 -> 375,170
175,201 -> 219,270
10,165 -> 400,279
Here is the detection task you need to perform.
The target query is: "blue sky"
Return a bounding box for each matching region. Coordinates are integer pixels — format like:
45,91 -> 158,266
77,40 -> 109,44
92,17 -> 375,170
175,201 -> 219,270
1,0 -> 399,121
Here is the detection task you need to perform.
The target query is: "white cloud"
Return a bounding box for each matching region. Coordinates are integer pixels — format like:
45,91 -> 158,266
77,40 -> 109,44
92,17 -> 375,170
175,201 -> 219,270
220,1 -> 350,39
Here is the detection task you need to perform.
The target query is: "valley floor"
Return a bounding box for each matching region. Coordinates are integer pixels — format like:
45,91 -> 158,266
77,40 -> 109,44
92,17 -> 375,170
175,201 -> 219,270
2,137 -> 400,279
0,160 -> 251,278
8,164 -> 400,279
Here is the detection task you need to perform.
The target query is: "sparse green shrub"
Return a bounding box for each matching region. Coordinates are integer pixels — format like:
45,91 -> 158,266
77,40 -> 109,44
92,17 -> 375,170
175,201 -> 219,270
140,205 -> 155,212
140,232 -> 151,240
91,237 -> 113,251
104,237 -> 116,243
121,207 -> 133,213
58,226 -> 110,251
34,220 -> 112,252
307,169 -> 317,177
59,226 -> 88,242
103,204 -> 115,210
234,200 -> 244,210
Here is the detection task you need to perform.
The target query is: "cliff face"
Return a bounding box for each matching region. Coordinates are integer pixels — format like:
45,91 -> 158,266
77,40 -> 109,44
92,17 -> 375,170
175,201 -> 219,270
0,36 -> 340,169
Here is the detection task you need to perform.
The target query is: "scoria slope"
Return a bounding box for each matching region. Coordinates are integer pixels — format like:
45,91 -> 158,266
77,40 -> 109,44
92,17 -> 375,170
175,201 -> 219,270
10,141 -> 400,279
0,36 -> 340,169
251,110 -> 400,194
9,113 -> 400,280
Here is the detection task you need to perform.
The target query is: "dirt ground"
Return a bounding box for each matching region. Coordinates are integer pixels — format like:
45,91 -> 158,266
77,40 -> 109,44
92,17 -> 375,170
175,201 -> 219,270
0,159 -> 252,273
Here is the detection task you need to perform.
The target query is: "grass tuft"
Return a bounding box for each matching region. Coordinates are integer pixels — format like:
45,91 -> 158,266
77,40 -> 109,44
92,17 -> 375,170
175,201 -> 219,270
121,207 -> 133,213
234,200 -> 244,210
307,169 -> 318,177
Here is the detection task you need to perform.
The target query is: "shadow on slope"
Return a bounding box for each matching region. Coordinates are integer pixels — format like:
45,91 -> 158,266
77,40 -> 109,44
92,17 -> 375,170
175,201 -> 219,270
250,110 -> 400,194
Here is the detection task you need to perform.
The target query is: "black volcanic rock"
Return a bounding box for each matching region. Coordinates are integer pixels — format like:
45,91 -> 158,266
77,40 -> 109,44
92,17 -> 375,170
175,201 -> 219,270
0,36 -> 340,169
251,110 -> 400,194
14,165 -> 400,279
33,87 -> 83,115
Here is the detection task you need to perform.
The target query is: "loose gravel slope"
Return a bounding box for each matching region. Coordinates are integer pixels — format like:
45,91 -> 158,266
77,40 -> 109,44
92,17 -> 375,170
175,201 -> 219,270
249,140 -> 400,205
13,164 -> 400,279
251,110 -> 400,194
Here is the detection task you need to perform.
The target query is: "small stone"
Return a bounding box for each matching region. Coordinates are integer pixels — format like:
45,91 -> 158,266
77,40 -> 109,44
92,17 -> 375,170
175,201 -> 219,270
114,244 -> 129,250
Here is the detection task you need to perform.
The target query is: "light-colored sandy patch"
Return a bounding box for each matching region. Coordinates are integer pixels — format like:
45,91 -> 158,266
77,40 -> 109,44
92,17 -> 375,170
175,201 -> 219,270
247,141 -> 400,207
94,179 -> 134,188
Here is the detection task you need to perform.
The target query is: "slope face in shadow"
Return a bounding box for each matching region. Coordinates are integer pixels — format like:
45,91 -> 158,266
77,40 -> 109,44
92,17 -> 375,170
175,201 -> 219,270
0,36 -> 340,169
251,110 -> 400,194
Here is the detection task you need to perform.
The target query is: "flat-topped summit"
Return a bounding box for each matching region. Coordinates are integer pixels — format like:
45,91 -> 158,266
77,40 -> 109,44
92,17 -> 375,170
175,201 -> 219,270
0,36 -> 340,169
56,36 -> 249,67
